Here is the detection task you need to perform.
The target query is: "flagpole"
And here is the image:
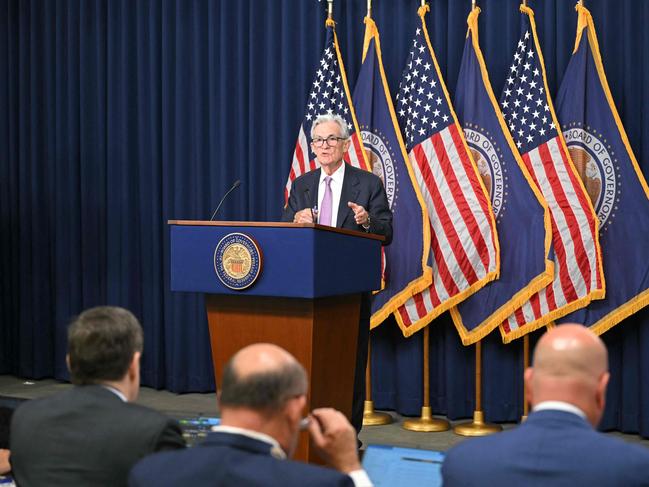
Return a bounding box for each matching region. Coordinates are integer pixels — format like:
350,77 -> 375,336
327,0 -> 333,20
521,335 -> 530,421
367,0 -> 371,18
403,327 -> 450,432
363,337 -> 393,426
454,340 -> 502,436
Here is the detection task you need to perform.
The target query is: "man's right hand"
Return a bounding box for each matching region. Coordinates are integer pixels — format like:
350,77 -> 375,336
308,408 -> 361,474
293,208 -> 315,224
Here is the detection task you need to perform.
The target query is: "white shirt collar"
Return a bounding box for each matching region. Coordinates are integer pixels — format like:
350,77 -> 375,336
210,425 -> 287,459
319,160 -> 345,185
532,400 -> 587,420
101,385 -> 128,402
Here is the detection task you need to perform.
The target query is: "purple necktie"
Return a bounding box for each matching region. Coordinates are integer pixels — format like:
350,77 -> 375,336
319,176 -> 333,226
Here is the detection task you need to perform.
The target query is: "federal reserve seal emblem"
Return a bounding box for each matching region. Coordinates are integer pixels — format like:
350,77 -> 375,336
213,233 -> 262,290
464,126 -> 507,221
563,124 -> 619,229
361,128 -> 397,209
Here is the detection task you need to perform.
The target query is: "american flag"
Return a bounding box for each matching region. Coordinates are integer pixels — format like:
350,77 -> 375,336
284,21 -> 369,201
393,11 -> 499,335
499,6 -> 604,341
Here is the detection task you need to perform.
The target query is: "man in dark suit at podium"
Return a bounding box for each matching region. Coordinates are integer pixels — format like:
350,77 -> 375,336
442,324 -> 649,486
10,306 -> 185,487
129,343 -> 372,486
282,113 -> 393,434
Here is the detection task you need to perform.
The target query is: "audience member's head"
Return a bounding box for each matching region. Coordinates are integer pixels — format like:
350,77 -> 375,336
219,343 -> 308,457
525,323 -> 609,427
67,306 -> 144,402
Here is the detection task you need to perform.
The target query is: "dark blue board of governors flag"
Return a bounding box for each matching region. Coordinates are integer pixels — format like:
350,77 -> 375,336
352,17 -> 432,328
450,7 -> 553,344
556,5 -> 649,333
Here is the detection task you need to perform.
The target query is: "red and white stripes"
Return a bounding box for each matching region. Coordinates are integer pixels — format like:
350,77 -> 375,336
397,123 -> 498,329
501,135 -> 602,335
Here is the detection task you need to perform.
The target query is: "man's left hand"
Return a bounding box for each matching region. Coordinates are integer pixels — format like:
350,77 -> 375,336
348,202 -> 369,227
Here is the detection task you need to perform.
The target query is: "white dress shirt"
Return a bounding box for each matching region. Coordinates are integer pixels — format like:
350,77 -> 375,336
317,162 -> 345,227
101,385 -> 127,402
532,400 -> 587,420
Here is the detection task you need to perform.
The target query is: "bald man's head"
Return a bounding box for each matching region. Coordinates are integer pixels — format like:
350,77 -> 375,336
526,324 -> 610,426
219,343 -> 308,412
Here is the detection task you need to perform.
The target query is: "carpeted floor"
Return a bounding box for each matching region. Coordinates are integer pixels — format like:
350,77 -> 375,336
1,374 -> 648,452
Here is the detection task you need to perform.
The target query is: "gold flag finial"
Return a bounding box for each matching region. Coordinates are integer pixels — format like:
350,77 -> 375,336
472,0 -> 476,9
327,0 -> 333,20
366,0 -> 372,18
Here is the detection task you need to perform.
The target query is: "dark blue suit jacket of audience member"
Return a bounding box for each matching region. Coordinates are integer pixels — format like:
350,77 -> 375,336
442,409 -> 649,487
129,430 -> 355,487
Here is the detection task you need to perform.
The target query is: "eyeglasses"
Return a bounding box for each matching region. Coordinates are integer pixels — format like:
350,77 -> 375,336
311,135 -> 346,148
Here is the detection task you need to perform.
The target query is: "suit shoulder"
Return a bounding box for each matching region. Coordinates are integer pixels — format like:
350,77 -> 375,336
592,432 -> 649,463
120,401 -> 176,427
291,169 -> 319,188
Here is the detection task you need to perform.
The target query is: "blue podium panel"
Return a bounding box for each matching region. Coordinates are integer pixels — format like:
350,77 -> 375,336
169,222 -> 382,298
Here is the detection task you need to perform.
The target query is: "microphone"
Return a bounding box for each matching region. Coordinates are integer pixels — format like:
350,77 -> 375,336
209,180 -> 241,221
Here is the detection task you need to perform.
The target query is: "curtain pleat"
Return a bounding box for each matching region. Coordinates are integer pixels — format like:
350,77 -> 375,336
1,0 -> 648,437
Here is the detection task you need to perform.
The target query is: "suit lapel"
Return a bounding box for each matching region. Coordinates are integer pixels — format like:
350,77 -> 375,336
306,168 -> 320,209
337,165 -> 360,228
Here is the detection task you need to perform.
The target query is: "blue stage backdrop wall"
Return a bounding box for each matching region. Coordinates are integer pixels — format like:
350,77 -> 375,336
2,0 -> 649,435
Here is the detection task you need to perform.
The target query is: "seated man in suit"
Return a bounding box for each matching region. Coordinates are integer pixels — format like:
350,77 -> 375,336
282,113 -> 393,434
129,343 -> 373,486
442,323 -> 649,486
10,306 -> 185,487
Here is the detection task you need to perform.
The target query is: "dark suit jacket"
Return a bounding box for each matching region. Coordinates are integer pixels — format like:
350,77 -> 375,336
442,410 -> 649,487
129,430 -> 355,487
282,164 -> 393,245
10,385 -> 185,487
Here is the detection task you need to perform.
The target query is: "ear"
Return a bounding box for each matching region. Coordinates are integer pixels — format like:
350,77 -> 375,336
286,394 -> 307,422
128,351 -> 141,379
596,371 -> 610,410
524,367 -> 534,405
342,138 -> 352,152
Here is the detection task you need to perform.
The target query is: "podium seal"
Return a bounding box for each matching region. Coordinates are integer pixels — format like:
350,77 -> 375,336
213,233 -> 262,290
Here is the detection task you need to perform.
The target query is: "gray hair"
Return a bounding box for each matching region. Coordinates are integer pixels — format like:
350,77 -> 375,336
310,113 -> 350,140
219,359 -> 308,412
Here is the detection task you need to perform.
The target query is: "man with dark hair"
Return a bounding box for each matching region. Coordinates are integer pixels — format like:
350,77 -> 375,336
10,306 -> 185,487
442,324 -> 649,486
129,343 -> 373,486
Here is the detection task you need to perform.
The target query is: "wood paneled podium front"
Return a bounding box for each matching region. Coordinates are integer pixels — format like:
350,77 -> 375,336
169,220 -> 383,463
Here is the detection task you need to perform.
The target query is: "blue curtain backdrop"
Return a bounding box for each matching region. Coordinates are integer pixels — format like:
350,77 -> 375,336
2,0 -> 649,436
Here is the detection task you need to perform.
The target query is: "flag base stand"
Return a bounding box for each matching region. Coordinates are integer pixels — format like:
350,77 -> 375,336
363,339 -> 393,426
402,406 -> 450,432
453,410 -> 502,436
402,327 -> 450,432
363,400 -> 393,426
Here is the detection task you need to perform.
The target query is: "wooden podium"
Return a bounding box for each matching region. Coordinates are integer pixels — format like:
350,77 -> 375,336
169,221 -> 383,462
